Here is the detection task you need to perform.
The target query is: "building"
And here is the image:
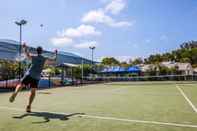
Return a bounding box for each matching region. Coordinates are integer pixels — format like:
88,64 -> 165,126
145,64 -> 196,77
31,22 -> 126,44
176,63 -> 193,75
0,39 -> 92,65
139,64 -> 158,73
161,61 -> 193,75
193,68 -> 197,75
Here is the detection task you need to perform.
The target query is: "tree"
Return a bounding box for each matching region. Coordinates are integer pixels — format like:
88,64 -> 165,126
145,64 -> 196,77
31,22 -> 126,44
147,54 -> 162,64
146,65 -> 158,76
73,64 -> 92,79
191,48 -> 197,65
180,41 -> 197,49
101,57 -> 120,65
131,58 -> 143,65
43,66 -> 61,76
120,62 -> 129,67
143,40 -> 197,67
158,65 -> 171,75
0,60 -> 23,80
163,53 -> 173,61
180,49 -> 191,63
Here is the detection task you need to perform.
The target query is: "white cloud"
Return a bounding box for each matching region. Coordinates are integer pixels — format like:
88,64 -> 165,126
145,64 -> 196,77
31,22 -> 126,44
131,43 -> 139,48
105,0 -> 126,15
82,9 -> 112,24
50,37 -> 73,47
100,0 -> 111,3
82,9 -> 131,27
74,41 -> 98,49
145,39 -> 151,43
110,21 -> 131,27
59,24 -> 101,38
114,55 -> 143,62
160,35 -> 168,41
51,25 -> 101,47
115,55 -> 132,62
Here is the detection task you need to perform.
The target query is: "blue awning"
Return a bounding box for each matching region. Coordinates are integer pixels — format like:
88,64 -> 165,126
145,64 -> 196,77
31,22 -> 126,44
101,66 -> 121,73
127,66 -> 141,73
101,66 -> 141,73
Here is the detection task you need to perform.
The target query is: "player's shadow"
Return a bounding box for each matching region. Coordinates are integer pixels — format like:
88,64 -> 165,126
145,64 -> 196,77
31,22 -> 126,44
13,112 -> 85,124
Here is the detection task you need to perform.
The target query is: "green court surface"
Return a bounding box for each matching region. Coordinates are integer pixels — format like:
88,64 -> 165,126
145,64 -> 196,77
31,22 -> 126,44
0,82 -> 197,131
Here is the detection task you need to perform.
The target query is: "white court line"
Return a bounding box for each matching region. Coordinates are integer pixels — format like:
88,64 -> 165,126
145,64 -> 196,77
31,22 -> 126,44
176,85 -> 197,113
0,106 -> 197,128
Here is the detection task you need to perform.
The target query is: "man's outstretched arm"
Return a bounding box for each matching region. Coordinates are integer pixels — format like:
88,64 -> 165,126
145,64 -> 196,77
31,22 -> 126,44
22,43 -> 32,60
45,49 -> 58,65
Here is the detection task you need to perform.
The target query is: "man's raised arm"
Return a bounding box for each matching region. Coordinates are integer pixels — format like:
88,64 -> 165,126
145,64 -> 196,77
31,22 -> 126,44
22,42 -> 32,60
45,49 -> 58,65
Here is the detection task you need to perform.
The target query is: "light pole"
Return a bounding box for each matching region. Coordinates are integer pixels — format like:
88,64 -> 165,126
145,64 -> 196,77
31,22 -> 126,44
89,46 -> 96,74
15,19 -> 27,79
81,58 -> 84,85
40,24 -> 44,43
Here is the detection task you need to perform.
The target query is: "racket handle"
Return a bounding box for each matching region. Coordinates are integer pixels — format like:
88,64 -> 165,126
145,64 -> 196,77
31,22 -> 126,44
22,42 -> 27,48
55,49 -> 58,54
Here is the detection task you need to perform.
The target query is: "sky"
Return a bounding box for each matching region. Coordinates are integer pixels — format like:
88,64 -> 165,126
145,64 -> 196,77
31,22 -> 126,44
1,0 -> 197,61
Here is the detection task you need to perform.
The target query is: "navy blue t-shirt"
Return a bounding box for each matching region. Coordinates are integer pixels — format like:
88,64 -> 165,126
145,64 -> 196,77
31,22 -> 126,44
25,55 -> 47,80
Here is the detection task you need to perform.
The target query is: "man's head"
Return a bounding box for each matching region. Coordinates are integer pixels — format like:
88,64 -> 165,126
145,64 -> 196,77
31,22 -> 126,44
36,46 -> 43,55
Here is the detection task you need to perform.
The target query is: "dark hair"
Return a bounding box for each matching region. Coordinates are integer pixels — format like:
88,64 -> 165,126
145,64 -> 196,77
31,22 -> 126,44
36,46 -> 43,54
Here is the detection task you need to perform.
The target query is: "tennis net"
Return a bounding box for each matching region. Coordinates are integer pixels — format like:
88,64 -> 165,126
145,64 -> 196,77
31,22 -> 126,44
84,75 -> 197,85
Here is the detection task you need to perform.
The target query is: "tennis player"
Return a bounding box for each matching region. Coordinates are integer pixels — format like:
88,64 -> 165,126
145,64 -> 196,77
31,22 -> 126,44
9,43 -> 57,112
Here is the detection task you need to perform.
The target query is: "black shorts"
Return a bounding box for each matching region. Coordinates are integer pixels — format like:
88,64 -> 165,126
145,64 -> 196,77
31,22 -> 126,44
21,75 -> 39,88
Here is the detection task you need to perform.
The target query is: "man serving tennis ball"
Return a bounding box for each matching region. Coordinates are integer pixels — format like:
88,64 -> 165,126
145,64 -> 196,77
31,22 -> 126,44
9,42 -> 58,112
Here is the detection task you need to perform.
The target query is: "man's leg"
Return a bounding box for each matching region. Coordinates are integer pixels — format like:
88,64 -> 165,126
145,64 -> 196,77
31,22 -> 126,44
9,83 -> 24,103
15,83 -> 24,94
26,88 -> 36,112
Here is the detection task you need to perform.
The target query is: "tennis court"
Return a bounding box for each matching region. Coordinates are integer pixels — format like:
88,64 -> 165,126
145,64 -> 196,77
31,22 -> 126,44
0,82 -> 197,131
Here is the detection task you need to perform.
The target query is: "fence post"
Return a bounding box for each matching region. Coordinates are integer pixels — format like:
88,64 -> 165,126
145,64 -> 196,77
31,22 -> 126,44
71,67 -> 74,86
48,75 -> 51,88
5,76 -> 8,88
